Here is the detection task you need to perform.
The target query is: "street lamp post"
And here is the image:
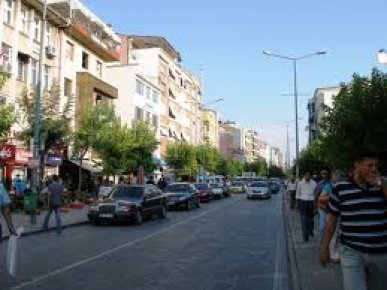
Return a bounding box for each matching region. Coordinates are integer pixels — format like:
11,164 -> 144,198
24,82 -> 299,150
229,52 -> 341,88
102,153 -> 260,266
263,50 -> 326,178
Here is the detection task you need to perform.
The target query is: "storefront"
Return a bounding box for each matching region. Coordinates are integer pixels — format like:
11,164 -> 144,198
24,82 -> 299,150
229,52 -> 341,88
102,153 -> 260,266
0,145 -> 32,191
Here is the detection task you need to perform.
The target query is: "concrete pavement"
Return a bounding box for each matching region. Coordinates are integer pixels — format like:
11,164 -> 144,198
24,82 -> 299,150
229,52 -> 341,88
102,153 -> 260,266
1,193 -> 289,290
286,200 -> 343,290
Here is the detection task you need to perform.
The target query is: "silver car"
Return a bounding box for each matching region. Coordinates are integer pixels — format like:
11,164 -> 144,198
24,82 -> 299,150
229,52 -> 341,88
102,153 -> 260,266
246,181 -> 270,200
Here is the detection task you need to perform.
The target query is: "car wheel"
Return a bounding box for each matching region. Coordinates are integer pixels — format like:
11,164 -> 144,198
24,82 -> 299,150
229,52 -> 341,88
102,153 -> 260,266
92,219 -> 100,226
159,205 -> 167,219
135,210 -> 143,225
196,200 -> 201,208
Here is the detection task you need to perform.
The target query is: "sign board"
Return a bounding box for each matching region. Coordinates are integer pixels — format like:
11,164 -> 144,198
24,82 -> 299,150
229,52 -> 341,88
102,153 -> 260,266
27,158 -> 40,169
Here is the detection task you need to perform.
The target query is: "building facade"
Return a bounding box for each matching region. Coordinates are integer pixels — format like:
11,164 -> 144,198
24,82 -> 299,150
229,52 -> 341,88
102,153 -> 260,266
119,35 -> 202,157
219,121 -> 244,161
242,128 -> 261,163
308,86 -> 341,143
202,108 -> 219,148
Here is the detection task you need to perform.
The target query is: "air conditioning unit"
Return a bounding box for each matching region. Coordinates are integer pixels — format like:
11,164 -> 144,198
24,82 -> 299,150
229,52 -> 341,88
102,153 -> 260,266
1,63 -> 12,74
45,45 -> 56,58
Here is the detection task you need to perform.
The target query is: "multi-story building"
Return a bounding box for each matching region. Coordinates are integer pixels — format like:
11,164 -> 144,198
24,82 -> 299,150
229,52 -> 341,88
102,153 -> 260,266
202,108 -> 219,148
119,35 -> 202,157
218,121 -> 244,161
0,0 -> 121,185
242,128 -> 261,163
270,146 -> 284,168
105,63 -> 162,158
308,86 -> 341,143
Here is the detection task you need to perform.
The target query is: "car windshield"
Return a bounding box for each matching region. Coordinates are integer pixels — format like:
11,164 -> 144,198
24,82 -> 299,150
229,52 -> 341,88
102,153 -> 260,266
110,186 -> 143,199
99,186 -> 113,195
231,182 -> 243,186
250,182 -> 268,187
195,184 -> 209,190
210,183 -> 222,188
167,184 -> 191,192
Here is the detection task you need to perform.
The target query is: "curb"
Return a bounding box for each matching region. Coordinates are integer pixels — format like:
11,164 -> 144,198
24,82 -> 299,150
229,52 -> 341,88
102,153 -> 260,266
284,193 -> 302,290
1,220 -> 91,242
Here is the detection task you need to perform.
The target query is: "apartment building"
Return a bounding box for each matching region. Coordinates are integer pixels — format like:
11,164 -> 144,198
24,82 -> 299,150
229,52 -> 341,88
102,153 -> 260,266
242,128 -> 261,163
219,121 -> 244,161
106,63 -> 162,158
308,86 -> 341,143
270,146 -> 284,169
119,35 -> 202,157
202,108 -> 219,148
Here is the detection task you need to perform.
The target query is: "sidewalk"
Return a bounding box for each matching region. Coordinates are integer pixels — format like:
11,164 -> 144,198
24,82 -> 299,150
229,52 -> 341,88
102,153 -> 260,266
1,207 -> 90,240
286,204 -> 343,290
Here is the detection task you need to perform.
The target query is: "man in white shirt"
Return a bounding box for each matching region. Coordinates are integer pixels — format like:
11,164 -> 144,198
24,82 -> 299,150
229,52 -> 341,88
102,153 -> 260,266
287,178 -> 297,209
296,171 -> 317,242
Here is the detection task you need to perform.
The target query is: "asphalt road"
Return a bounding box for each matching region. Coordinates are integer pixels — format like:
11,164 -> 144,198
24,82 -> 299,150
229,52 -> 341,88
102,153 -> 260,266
0,192 -> 289,290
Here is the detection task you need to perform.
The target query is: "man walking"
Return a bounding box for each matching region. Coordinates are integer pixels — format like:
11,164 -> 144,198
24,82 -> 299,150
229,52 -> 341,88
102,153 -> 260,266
296,171 -> 317,242
287,177 -> 297,209
315,168 -> 333,242
42,175 -> 63,233
321,150 -> 387,290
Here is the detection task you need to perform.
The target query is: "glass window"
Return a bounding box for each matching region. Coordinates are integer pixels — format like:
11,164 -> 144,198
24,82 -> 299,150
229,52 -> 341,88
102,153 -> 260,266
146,86 -> 151,99
66,41 -> 74,61
152,91 -> 159,103
33,16 -> 40,41
3,0 -> 13,25
19,5 -> 28,33
64,78 -> 72,97
136,79 -> 144,95
111,186 -> 143,199
17,58 -> 25,81
30,59 -> 38,86
82,51 -> 89,69
152,115 -> 158,128
43,65 -> 50,89
166,184 -> 191,192
135,106 -> 144,121
45,24 -> 52,45
1,43 -> 12,67
146,111 -> 151,122
96,61 -> 102,78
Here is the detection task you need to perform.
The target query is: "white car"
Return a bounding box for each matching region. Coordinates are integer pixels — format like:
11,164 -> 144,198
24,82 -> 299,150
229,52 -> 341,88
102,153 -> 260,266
209,183 -> 224,199
247,182 -> 270,200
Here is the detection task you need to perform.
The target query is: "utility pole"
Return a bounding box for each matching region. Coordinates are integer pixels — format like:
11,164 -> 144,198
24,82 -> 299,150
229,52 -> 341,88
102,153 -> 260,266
32,0 -> 47,193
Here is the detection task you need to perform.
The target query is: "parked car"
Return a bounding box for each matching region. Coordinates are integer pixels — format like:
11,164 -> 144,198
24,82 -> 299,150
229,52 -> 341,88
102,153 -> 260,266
269,178 -> 281,194
209,183 -> 224,199
222,183 -> 231,198
247,181 -> 270,200
88,184 -> 167,225
194,183 -> 214,202
98,186 -> 114,199
165,183 -> 200,210
228,181 -> 246,194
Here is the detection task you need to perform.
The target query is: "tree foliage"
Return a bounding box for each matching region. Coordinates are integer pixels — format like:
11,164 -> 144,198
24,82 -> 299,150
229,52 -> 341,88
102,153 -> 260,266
166,142 -> 198,177
0,71 -> 15,139
244,157 -> 268,176
195,144 -> 221,173
268,165 -> 285,178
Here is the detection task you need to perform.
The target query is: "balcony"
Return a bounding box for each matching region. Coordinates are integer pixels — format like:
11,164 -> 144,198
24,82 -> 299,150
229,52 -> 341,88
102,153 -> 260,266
49,1 -> 120,62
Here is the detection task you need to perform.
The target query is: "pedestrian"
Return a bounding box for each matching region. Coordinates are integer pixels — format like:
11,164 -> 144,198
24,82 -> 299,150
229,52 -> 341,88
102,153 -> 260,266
0,181 -> 16,240
146,176 -> 155,185
296,171 -> 317,242
287,177 -> 297,209
42,175 -> 63,233
314,168 -> 333,242
321,150 -> 387,290
157,177 -> 168,191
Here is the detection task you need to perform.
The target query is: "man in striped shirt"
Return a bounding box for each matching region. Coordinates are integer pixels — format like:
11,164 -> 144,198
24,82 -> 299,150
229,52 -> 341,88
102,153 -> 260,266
320,150 -> 387,290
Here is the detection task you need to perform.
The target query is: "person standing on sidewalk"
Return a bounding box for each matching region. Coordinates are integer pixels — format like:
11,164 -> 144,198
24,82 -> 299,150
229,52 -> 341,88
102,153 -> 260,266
42,175 -> 63,233
0,181 -> 16,240
321,150 -> 387,290
296,171 -> 317,242
287,177 -> 297,209
315,168 -> 333,242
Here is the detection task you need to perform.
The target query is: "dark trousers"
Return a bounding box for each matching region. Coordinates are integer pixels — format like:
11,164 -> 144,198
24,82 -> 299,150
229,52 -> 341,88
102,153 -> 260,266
289,190 -> 296,209
43,205 -> 62,233
299,200 -> 315,241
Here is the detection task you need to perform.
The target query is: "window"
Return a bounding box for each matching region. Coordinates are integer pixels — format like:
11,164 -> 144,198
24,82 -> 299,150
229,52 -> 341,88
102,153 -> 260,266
3,0 -> 13,25
17,54 -> 27,81
33,16 -> 40,41
152,91 -> 159,103
64,78 -> 72,97
45,24 -> 52,45
96,61 -> 102,78
96,95 -> 103,105
1,43 -> 12,68
152,115 -> 158,128
146,111 -> 151,122
82,51 -> 89,69
146,86 -> 151,100
65,41 -> 74,61
43,65 -> 51,89
135,107 -> 144,121
19,5 -> 28,33
30,59 -> 38,86
136,79 -> 144,96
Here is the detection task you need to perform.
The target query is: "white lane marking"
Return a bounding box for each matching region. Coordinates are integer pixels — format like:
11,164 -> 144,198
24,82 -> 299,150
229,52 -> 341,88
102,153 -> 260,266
11,197 -> 241,290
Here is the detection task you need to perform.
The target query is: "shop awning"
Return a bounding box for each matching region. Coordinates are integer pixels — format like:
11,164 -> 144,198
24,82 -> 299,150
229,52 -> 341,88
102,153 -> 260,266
69,159 -> 103,173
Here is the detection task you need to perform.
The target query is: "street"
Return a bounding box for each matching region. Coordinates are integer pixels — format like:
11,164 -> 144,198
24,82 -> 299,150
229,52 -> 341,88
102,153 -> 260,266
1,193 -> 289,290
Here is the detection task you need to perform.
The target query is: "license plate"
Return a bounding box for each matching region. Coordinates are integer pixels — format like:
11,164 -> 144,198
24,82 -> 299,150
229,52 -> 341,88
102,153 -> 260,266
99,214 -> 113,218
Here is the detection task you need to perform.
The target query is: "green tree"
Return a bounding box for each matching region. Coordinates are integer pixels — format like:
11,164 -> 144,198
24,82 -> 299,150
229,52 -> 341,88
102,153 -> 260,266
295,140 -> 327,176
320,69 -> 387,170
19,81 -> 73,154
196,144 -> 221,174
0,71 -> 15,139
166,142 -> 198,178
268,165 -> 285,178
244,157 -> 268,176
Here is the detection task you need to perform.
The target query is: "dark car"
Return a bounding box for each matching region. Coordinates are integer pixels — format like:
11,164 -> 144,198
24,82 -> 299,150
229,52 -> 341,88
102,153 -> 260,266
165,183 -> 200,210
194,183 -> 213,202
88,184 -> 167,225
269,178 -> 281,194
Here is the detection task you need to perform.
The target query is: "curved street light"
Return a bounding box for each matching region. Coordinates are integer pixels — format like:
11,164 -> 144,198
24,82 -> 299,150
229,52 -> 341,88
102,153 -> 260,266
263,50 -> 326,178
